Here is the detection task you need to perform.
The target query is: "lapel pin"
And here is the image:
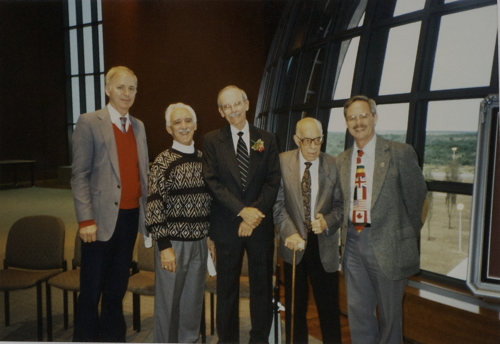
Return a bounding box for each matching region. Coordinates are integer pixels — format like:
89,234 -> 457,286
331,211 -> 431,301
381,162 -> 385,167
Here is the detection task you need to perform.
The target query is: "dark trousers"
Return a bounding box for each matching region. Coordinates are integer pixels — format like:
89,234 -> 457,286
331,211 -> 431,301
73,208 -> 139,342
284,232 -> 341,344
215,235 -> 274,344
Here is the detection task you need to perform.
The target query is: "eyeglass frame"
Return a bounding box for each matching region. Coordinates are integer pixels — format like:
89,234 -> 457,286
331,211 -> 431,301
220,100 -> 247,113
346,112 -> 374,123
295,135 -> 324,146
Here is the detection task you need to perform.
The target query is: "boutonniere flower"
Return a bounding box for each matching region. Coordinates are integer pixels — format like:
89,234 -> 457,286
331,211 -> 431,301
251,139 -> 265,152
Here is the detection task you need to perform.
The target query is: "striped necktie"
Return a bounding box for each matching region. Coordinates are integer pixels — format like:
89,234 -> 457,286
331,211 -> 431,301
353,149 -> 368,232
120,116 -> 127,133
236,132 -> 249,189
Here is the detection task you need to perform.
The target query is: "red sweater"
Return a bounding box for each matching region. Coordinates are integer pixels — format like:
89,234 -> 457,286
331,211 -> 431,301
113,124 -> 141,209
79,124 -> 141,228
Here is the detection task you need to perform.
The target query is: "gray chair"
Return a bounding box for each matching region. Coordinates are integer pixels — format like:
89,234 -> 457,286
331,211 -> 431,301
127,235 -> 155,332
47,231 -> 82,337
0,215 -> 66,341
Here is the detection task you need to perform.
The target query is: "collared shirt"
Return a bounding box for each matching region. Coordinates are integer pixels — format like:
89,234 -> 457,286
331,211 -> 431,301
299,151 -> 319,223
349,134 -> 376,223
108,103 -> 130,132
230,120 -> 250,155
172,140 -> 195,154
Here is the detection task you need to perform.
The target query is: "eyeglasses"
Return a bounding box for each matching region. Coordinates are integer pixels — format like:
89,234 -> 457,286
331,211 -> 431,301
296,136 -> 323,146
220,100 -> 245,113
346,113 -> 372,123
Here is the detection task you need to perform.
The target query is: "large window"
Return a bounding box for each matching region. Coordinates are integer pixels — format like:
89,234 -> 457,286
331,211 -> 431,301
64,0 -> 104,158
255,0 -> 498,284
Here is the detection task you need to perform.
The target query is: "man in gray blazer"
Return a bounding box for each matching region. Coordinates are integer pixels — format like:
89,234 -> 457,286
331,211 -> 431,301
337,95 -> 427,344
274,117 -> 343,344
71,66 -> 150,342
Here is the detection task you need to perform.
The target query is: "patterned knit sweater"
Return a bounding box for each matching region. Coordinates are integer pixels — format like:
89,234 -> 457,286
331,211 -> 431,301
146,148 -> 212,251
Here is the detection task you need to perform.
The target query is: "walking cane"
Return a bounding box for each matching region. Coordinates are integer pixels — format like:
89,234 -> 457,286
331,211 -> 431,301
290,248 -> 297,344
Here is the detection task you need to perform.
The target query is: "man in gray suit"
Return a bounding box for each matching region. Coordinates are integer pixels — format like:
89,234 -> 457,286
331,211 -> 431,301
71,66 -> 150,342
337,95 -> 427,344
274,117 -> 343,344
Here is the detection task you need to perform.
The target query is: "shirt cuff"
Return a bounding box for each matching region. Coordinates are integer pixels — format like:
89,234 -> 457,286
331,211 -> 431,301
79,219 -> 96,228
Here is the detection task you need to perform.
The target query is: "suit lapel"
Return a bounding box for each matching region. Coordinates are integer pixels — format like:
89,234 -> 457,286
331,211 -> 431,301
130,116 -> 147,180
372,135 -> 391,207
286,150 -> 304,223
340,147 -> 353,202
246,125 -> 264,188
219,125 -> 243,188
315,153 -> 331,215
98,108 -> 120,179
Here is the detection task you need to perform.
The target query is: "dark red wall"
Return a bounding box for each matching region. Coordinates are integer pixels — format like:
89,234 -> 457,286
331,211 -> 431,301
0,0 -> 67,183
0,0 -> 285,183
102,0 -> 285,160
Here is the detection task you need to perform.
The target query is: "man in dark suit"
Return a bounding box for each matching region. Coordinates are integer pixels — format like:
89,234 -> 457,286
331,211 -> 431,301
71,66 -> 150,342
273,117 -> 343,344
337,95 -> 427,344
202,85 -> 281,343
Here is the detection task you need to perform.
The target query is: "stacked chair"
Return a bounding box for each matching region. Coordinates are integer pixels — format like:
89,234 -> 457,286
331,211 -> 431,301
127,235 -> 155,332
0,215 -> 66,341
46,231 -> 82,339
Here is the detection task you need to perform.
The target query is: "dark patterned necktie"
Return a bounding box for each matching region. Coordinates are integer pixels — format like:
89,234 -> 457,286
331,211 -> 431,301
353,149 -> 368,232
236,132 -> 249,189
302,162 -> 312,231
120,116 -> 127,133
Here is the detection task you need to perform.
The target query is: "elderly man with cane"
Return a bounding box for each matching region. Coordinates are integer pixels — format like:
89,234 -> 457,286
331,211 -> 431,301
274,117 -> 343,344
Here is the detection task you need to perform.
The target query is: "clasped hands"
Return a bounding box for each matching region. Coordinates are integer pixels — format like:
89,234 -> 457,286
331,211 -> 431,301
238,207 -> 265,237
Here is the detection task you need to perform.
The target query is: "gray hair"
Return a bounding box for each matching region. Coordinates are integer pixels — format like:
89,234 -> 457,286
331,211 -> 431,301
217,85 -> 248,107
296,117 -> 323,136
343,95 -> 377,117
165,102 -> 197,127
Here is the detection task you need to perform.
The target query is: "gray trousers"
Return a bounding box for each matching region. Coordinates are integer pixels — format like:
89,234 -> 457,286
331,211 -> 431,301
154,238 -> 208,343
343,224 -> 407,344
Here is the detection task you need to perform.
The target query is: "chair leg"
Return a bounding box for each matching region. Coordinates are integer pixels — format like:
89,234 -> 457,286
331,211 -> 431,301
200,295 -> 206,343
73,291 -> 78,327
4,291 -> 9,327
46,282 -> 53,341
63,290 -> 69,329
132,293 -> 141,332
210,292 -> 215,335
37,282 -> 43,341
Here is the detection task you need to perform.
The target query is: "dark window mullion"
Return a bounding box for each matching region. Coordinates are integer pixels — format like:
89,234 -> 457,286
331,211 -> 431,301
75,1 -> 86,115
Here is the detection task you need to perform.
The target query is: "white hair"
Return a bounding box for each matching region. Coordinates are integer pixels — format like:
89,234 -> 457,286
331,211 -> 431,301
165,102 -> 197,127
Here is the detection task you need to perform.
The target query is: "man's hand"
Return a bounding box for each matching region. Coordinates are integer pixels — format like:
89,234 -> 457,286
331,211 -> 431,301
160,247 -> 177,273
239,207 -> 265,228
79,224 -> 97,243
238,221 -> 254,237
311,213 -> 327,234
207,237 -> 216,262
284,233 -> 306,251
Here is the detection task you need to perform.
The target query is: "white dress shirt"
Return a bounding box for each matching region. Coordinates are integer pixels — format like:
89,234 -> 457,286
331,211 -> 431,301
230,121 -> 250,155
107,103 -> 130,132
